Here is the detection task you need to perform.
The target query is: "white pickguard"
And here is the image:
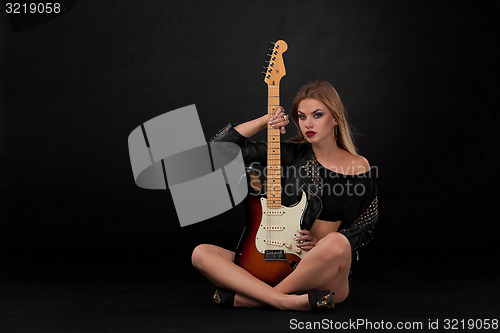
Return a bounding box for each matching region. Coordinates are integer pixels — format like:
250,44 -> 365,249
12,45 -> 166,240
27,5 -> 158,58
255,191 -> 309,259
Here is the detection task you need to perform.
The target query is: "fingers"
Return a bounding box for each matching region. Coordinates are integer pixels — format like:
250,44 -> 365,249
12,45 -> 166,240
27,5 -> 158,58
275,106 -> 285,117
269,106 -> 289,133
297,240 -> 316,251
297,230 -> 314,241
295,230 -> 317,250
296,229 -> 310,238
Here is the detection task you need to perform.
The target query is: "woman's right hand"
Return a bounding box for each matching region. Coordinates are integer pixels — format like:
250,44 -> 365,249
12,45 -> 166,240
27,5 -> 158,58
268,106 -> 289,134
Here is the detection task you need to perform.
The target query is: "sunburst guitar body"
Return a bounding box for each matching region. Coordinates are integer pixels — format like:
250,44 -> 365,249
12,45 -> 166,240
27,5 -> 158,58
234,40 -> 309,286
235,190 -> 309,286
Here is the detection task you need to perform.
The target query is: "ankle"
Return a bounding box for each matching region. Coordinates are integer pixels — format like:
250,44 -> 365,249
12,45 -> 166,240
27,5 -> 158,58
278,294 -> 309,311
213,288 -> 235,308
234,293 -> 265,308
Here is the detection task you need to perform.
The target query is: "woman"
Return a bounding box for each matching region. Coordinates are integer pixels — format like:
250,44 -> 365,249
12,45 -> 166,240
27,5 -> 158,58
191,81 -> 378,311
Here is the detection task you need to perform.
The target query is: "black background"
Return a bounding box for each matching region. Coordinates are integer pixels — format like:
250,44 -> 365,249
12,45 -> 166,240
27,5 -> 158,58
1,0 -> 500,331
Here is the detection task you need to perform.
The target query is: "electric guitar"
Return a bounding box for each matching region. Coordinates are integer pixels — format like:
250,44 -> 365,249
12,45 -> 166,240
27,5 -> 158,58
234,40 -> 309,286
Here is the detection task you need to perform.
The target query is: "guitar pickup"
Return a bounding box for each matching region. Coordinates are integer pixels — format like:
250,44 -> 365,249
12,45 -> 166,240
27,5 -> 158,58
263,210 -> 284,216
262,226 -> 285,231
264,239 -> 284,246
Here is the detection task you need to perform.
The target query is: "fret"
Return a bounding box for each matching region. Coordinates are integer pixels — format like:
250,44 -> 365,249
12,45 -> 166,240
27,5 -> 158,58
267,83 -> 281,208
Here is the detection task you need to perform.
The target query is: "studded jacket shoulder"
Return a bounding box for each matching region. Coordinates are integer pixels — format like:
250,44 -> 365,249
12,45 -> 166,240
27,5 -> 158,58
210,123 -> 379,257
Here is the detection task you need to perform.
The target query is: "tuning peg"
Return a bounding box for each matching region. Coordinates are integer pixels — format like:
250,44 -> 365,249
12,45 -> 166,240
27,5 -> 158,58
269,41 -> 276,46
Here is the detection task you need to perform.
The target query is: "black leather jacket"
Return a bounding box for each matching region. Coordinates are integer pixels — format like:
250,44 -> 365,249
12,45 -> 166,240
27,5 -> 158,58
210,123 -> 378,257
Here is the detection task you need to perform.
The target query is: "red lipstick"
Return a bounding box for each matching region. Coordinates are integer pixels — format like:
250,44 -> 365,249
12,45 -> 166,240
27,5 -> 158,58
306,131 -> 316,137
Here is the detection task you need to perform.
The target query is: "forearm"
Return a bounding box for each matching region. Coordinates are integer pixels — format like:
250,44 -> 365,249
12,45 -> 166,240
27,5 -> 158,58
234,114 -> 268,138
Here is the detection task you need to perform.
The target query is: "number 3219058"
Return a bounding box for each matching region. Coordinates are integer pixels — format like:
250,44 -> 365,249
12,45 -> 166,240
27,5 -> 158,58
443,319 -> 499,330
6,2 -> 61,14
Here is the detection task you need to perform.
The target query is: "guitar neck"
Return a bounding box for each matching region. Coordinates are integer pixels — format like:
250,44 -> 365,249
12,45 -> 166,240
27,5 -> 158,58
267,85 -> 281,209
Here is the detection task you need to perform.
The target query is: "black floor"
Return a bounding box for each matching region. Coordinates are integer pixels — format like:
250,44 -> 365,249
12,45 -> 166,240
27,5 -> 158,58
1,260 -> 498,333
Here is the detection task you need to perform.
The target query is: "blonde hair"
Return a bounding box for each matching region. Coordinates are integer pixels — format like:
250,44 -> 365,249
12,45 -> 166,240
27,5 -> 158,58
289,80 -> 357,155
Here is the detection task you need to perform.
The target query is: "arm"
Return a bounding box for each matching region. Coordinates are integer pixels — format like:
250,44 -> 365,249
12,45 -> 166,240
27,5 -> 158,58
338,196 -> 379,254
234,107 -> 288,137
234,114 -> 268,138
337,158 -> 378,255
210,108 -> 289,165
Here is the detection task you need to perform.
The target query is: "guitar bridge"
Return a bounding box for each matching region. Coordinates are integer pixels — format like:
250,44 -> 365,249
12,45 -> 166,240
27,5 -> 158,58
264,250 -> 286,261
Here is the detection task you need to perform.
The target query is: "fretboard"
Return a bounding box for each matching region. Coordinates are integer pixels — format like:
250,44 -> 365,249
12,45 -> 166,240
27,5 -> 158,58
266,85 -> 281,209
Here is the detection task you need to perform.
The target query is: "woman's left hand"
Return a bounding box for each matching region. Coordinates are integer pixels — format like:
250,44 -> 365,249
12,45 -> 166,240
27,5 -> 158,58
269,106 -> 289,134
295,230 -> 318,251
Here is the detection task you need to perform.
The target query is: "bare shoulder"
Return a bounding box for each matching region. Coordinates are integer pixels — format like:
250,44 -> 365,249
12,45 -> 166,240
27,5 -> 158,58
354,154 -> 370,170
341,151 -> 370,175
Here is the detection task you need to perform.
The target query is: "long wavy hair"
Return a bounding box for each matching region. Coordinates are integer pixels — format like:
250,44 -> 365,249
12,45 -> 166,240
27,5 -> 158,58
288,80 -> 357,155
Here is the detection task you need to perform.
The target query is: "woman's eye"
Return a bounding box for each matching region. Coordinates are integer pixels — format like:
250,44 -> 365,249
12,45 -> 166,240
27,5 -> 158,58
298,115 -> 306,120
314,113 -> 323,118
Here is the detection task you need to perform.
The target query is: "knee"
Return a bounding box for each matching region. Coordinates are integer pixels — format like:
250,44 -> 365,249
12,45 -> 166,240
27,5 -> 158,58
316,233 -> 351,262
191,244 -> 212,271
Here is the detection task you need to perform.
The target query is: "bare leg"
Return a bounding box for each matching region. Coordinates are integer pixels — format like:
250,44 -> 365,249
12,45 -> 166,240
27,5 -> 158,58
191,232 -> 351,309
191,244 -> 309,310
275,232 -> 352,303
234,232 -> 351,306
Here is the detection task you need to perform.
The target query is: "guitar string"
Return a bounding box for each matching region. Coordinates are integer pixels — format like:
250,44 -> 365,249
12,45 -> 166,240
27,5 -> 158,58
269,87 -> 279,254
266,88 -> 274,250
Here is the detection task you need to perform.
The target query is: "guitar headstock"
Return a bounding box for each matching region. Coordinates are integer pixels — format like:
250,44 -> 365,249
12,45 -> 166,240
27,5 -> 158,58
262,40 -> 287,87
